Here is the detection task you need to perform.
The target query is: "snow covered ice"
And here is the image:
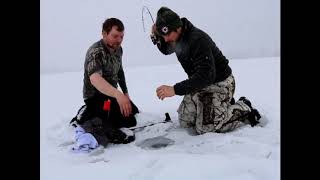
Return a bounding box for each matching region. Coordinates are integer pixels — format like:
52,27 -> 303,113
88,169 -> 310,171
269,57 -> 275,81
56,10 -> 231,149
41,57 -> 280,180
41,0 -> 280,179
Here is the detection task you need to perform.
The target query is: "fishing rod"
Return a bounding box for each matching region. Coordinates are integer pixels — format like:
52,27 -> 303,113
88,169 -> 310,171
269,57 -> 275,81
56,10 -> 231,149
141,5 -> 155,32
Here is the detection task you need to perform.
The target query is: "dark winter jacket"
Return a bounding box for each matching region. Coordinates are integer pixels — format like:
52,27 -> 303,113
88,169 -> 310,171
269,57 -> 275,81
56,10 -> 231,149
155,18 -> 232,95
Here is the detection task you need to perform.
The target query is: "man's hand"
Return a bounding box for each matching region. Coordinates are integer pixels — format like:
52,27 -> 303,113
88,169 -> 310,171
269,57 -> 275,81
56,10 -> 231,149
89,73 -> 132,117
150,24 -> 159,45
151,34 -> 158,45
156,85 -> 175,100
124,93 -> 130,99
115,92 -> 132,117
151,24 -> 157,34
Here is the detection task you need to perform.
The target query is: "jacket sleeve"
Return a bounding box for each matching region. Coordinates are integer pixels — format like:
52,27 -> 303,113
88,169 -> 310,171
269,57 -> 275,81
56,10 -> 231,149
173,37 -> 216,95
117,48 -> 128,94
85,49 -> 103,76
118,63 -> 128,94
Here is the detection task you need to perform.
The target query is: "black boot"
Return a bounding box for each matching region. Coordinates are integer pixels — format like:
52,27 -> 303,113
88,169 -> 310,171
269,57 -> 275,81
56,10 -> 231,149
104,127 -> 135,144
239,96 -> 252,109
239,97 -> 261,127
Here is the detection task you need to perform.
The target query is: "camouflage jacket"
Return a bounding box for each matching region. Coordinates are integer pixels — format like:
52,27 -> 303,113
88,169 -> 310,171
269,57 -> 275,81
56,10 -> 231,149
83,39 -> 128,99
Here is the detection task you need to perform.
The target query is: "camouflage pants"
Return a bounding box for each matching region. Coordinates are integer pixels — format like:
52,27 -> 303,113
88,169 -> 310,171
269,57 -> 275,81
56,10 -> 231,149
177,74 -> 251,134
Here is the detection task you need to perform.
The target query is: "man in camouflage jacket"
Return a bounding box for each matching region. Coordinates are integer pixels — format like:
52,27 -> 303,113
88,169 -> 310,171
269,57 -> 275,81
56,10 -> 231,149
74,18 -> 139,146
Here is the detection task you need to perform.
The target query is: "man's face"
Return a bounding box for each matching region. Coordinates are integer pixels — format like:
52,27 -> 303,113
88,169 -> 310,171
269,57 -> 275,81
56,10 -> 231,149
162,30 -> 180,43
103,26 -> 124,50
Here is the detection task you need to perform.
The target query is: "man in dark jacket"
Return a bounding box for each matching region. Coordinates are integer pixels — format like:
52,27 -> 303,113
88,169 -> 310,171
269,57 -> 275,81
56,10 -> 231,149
151,7 -> 261,134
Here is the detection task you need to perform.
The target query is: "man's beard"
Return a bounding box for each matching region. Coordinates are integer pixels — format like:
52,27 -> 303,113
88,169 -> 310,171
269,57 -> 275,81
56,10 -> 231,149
107,42 -> 121,50
169,41 -> 176,48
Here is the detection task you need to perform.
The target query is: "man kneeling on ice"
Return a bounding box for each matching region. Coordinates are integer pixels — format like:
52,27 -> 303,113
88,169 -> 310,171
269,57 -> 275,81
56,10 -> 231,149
70,18 -> 139,152
150,7 -> 262,134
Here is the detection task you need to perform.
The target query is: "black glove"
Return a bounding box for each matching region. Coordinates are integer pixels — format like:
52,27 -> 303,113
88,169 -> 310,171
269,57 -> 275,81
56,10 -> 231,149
150,33 -> 160,45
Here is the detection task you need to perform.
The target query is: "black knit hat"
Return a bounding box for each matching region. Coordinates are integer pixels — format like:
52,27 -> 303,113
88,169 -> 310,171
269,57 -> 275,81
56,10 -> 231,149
155,7 -> 183,35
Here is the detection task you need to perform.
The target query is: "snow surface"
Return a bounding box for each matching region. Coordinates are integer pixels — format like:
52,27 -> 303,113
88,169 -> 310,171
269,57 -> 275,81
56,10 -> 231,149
40,57 -> 280,180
